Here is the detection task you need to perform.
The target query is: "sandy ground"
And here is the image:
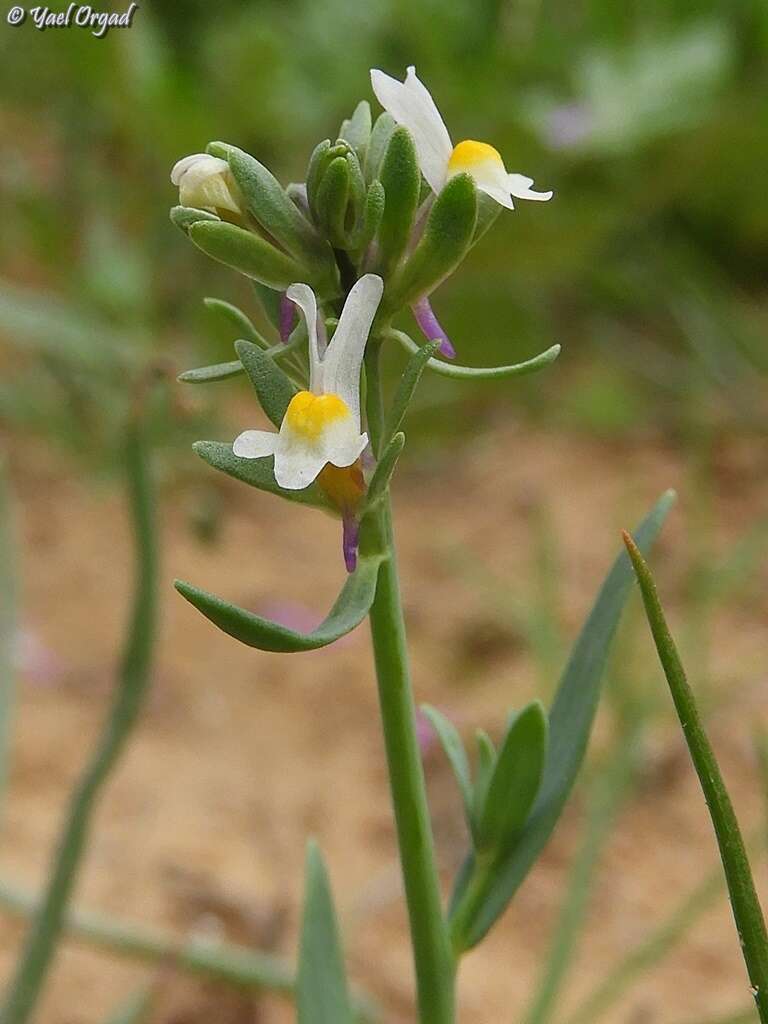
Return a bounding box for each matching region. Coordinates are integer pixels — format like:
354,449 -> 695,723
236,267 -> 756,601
1,419 -> 766,1023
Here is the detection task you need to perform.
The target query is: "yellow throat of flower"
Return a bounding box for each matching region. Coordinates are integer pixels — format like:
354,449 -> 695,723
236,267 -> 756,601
284,390 -> 350,442
448,140 -> 505,175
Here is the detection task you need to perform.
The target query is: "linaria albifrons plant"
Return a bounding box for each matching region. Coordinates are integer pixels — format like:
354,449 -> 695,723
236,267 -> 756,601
168,67 -> 677,1023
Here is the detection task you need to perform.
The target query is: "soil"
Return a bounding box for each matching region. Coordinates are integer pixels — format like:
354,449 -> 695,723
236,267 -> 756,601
1,420 -> 766,1024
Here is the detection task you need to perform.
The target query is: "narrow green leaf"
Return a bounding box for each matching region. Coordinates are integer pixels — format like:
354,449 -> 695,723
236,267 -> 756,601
174,554 -> 381,653
102,985 -> 154,1024
365,112 -> 396,182
477,702 -> 548,854
222,145 -> 327,269
472,730 -> 497,832
450,490 -> 676,950
420,705 -> 473,817
377,126 -> 420,275
624,531 -> 768,1022
345,150 -> 366,234
189,221 -> 305,291
203,297 -> 267,347
387,329 -> 561,380
306,139 -> 332,221
383,174 -> 477,314
193,441 -> 329,509
339,100 -> 372,161
178,359 -> 245,384
297,842 -> 354,1024
383,339 -> 441,442
316,156 -> 350,247
364,432 -> 405,510
235,340 -> 297,428
170,205 -> 220,233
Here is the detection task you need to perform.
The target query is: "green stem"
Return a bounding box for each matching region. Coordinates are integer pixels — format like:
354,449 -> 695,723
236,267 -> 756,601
624,532 -> 768,1023
0,419 -> 159,1024
364,342 -> 455,1023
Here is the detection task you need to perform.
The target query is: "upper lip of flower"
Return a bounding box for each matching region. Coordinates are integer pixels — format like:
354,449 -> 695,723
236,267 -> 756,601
232,274 -> 384,491
370,66 -> 554,209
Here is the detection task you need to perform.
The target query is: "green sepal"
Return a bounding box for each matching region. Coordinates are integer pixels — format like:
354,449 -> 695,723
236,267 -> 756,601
235,339 -> 297,428
306,139 -> 332,221
203,297 -> 268,347
366,112 -> 396,182
383,339 -> 441,442
170,205 -> 220,233
383,173 -> 478,314
178,359 -> 245,384
174,553 -> 381,653
420,705 -> 473,819
315,156 -> 350,248
251,281 -> 283,331
339,100 -> 372,162
298,842 -> 354,1024
193,441 -> 330,509
449,490 -> 676,950
351,180 -> 385,252
222,144 -> 327,265
189,221 -> 305,290
345,150 -> 366,238
388,329 -> 561,380
476,701 -> 548,854
363,432 -> 405,511
376,126 -> 420,277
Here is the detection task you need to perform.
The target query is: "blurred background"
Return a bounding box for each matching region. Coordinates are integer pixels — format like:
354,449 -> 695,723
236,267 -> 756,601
0,1 -> 766,1021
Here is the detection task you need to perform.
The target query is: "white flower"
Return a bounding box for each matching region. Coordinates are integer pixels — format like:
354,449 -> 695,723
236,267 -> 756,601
170,153 -> 242,215
233,275 -> 384,490
370,66 -> 553,210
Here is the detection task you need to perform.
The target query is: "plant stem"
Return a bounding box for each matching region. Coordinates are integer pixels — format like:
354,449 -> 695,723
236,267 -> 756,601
624,531 -> 768,1023
0,418 -> 159,1024
364,342 -> 455,1023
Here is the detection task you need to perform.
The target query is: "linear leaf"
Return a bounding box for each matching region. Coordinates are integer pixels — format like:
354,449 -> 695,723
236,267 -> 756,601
193,441 -> 329,509
388,330 -> 561,380
383,339 -> 441,443
175,554 -> 380,654
235,340 -> 297,428
420,705 -> 473,817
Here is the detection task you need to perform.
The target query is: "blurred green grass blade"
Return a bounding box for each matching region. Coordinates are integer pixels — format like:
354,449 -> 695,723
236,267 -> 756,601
523,729 -> 641,1024
0,459 -> 16,827
449,490 -> 675,949
386,329 -> 561,380
678,1010 -> 758,1024
0,416 -> 159,1024
624,532 -> 768,1022
175,554 -> 381,654
102,985 -> 155,1024
298,842 -> 354,1024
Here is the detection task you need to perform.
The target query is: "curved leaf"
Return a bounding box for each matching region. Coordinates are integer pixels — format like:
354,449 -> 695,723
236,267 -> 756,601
364,432 -> 405,510
178,360 -> 245,384
203,297 -> 267,347
384,339 -> 441,442
298,842 -> 354,1024
388,330 -> 561,380
420,705 -> 472,817
193,441 -> 330,509
170,205 -> 220,233
450,490 -> 676,949
175,554 -> 381,653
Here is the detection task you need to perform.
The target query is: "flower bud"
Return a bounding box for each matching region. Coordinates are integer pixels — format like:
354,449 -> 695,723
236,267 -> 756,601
170,153 -> 243,217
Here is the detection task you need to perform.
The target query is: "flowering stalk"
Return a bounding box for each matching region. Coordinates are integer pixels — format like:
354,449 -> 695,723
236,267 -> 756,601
364,339 -> 456,1022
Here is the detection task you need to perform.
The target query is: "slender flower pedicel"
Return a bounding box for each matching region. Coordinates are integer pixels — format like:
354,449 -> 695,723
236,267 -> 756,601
170,153 -> 243,216
370,66 -> 554,210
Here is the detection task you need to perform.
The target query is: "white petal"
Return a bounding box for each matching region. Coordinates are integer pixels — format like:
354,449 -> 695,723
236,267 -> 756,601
273,418 -> 367,490
232,430 -> 278,459
370,67 -> 452,194
507,173 -> 553,201
322,274 -> 383,424
286,282 -> 322,389
170,153 -> 209,185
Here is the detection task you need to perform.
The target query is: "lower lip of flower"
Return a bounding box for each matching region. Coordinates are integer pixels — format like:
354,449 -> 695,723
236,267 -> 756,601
284,391 -> 350,442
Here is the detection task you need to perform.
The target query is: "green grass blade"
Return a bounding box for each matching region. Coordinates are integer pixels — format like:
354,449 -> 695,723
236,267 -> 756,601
624,531 -> 768,1022
102,985 -> 155,1024
0,416 -> 159,1024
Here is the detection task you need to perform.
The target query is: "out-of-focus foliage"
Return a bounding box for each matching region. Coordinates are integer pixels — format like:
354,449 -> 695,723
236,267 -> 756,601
1,0 -> 766,461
